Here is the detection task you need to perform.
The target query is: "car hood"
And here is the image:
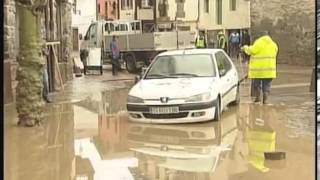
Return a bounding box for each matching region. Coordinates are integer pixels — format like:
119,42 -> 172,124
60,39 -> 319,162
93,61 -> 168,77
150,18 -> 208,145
129,77 -> 216,99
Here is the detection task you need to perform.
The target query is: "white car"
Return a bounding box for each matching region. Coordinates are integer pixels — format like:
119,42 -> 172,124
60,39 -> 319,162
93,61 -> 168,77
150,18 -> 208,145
126,49 -> 239,123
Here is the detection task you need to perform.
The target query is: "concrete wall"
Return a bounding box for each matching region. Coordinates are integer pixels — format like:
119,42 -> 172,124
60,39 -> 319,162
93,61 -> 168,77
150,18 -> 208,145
250,0 -> 315,66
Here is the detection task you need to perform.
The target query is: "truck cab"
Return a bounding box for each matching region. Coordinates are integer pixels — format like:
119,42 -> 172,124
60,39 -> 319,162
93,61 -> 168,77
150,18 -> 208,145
81,20 -> 142,50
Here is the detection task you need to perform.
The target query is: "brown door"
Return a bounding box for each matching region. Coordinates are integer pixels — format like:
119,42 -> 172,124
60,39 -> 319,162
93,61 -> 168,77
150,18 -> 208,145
72,28 -> 79,51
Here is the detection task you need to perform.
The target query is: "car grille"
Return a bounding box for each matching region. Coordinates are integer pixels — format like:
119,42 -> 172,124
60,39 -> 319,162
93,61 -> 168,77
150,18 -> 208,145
143,112 -> 189,119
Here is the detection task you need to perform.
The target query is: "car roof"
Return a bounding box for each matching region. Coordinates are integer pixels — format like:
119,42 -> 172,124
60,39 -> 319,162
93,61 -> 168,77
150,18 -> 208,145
157,48 -> 223,56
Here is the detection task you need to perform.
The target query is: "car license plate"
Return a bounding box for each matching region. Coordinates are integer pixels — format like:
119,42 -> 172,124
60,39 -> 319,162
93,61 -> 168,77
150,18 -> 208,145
149,106 -> 179,114
149,135 -> 180,144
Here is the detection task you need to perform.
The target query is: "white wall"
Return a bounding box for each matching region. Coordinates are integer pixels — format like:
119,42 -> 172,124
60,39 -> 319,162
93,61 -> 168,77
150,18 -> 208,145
72,0 -> 97,36
199,0 -> 250,30
119,0 -> 250,31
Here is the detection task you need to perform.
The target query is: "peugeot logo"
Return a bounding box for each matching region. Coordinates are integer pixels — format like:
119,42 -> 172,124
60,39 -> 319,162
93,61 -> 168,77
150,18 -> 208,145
160,97 -> 169,103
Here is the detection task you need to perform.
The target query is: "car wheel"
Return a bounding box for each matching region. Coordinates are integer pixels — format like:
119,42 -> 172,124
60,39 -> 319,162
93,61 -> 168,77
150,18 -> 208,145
125,55 -> 137,73
230,84 -> 240,106
214,98 -> 221,121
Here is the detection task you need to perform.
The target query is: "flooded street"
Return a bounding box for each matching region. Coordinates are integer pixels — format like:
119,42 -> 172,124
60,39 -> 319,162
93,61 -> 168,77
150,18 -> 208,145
4,65 -> 314,180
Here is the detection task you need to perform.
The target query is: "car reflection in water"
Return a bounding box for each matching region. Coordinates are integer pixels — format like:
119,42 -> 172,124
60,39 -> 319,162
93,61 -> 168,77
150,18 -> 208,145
127,107 -> 239,180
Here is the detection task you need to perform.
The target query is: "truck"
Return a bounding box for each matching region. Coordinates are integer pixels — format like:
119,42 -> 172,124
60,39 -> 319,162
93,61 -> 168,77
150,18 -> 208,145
80,19 -> 196,74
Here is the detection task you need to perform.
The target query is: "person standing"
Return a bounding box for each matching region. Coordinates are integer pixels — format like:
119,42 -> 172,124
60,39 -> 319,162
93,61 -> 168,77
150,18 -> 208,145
242,31 -> 278,104
42,45 -> 52,103
195,32 -> 207,48
217,31 -> 226,51
241,30 -> 251,63
229,31 -> 240,59
110,35 -> 120,76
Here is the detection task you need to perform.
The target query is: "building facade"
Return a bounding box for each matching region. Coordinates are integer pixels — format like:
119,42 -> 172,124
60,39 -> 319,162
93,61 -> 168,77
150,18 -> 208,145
97,0 -> 119,20
72,0 -> 97,37
117,0 -> 250,46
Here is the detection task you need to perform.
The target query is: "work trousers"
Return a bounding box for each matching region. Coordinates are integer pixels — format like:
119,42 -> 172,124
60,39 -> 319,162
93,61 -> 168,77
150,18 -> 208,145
112,57 -> 119,75
252,78 -> 273,96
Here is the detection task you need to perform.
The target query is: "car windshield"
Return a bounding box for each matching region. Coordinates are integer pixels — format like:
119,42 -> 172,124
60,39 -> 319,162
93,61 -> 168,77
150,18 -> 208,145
145,54 -> 216,79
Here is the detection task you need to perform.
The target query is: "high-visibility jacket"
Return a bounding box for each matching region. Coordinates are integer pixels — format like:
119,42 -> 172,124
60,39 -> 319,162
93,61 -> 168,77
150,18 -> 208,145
218,35 -> 226,49
243,35 -> 278,78
196,36 -> 206,48
247,129 -> 276,172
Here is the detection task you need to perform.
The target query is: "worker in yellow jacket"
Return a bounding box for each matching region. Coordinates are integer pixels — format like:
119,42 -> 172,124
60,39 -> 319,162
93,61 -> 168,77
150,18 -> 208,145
195,32 -> 207,48
242,31 -> 278,104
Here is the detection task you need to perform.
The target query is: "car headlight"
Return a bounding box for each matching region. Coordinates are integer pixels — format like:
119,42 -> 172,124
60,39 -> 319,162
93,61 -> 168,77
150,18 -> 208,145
128,95 -> 144,103
186,92 -> 211,102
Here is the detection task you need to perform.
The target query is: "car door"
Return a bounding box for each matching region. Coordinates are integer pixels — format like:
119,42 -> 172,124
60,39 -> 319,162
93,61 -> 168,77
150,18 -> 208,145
219,51 -> 238,104
214,51 -> 235,108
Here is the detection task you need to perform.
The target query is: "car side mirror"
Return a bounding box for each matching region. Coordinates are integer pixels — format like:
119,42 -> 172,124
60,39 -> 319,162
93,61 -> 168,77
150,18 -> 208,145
134,75 -> 141,84
79,34 -> 83,40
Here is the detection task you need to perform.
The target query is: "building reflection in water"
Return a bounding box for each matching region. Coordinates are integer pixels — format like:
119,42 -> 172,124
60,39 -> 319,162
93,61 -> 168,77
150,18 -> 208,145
73,87 -> 137,180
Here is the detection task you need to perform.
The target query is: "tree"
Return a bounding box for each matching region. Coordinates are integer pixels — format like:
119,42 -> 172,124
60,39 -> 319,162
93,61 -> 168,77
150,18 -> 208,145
16,0 -> 47,127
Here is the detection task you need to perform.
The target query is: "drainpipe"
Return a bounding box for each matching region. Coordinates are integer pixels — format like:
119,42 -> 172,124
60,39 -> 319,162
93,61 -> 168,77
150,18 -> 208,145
153,0 -> 157,30
196,0 -> 200,33
117,0 -> 120,19
134,0 -> 138,20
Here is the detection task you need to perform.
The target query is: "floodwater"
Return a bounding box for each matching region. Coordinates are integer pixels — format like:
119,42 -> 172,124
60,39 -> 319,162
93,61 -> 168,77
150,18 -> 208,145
4,80 -> 315,180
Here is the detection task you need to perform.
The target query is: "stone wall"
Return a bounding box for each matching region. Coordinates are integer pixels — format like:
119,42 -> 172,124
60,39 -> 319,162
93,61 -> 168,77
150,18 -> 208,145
4,0 -> 74,104
250,0 -> 315,66
4,0 -> 17,104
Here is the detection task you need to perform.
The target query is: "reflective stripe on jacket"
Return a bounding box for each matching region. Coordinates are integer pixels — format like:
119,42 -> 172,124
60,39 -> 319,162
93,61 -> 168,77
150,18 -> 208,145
244,35 -> 278,79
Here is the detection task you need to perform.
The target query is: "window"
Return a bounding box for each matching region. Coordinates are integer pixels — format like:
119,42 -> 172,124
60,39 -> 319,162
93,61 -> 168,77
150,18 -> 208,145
115,24 -> 120,31
135,22 -> 141,30
121,0 -> 133,10
230,0 -> 236,11
85,24 -> 96,39
141,0 -> 152,8
89,23 -> 97,39
130,22 -> 140,31
216,0 -> 222,24
215,51 -> 232,76
204,0 -> 209,13
146,54 -> 216,78
120,24 -> 128,31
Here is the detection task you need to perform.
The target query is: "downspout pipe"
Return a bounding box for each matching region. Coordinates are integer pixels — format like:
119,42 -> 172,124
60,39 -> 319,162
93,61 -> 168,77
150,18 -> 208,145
196,0 -> 200,33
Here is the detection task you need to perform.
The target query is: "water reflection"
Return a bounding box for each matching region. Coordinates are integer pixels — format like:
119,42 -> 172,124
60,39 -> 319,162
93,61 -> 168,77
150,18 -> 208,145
127,108 -> 239,180
5,85 -> 313,180
5,102 -> 75,180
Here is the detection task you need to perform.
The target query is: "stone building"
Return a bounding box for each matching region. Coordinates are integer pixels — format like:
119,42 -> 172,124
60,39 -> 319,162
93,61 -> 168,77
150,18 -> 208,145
250,0 -> 315,66
4,0 -> 74,105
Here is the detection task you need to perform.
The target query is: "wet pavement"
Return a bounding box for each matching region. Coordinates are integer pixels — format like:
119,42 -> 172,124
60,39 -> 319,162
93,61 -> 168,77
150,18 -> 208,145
4,64 -> 315,180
